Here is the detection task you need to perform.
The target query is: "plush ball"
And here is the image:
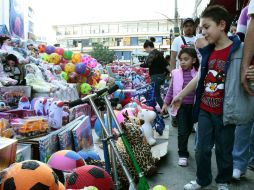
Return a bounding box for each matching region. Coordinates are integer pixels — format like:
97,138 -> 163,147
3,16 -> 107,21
80,83 -> 91,95
153,185 -> 167,190
47,150 -> 85,172
60,71 -> 68,81
75,62 -> 86,74
49,53 -> 61,64
78,150 -> 101,161
46,45 -> 56,54
63,50 -> 73,60
72,53 -> 82,64
64,62 -> 75,73
38,44 -> 46,53
66,165 -> 113,190
55,47 -> 64,56
0,160 -> 63,190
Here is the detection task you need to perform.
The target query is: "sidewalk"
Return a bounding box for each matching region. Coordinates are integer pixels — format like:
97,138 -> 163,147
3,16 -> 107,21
147,118 -> 254,190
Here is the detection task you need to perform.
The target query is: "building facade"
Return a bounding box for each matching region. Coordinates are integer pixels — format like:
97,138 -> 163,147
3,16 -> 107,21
53,19 -> 176,60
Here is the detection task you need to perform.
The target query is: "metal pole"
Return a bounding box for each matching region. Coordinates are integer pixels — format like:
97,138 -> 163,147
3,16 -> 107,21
88,96 -> 136,190
106,105 -> 120,190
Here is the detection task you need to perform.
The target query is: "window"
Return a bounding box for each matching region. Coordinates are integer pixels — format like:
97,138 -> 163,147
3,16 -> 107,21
91,25 -> 100,34
127,23 -> 138,33
82,25 -> 90,34
73,26 -> 82,35
159,22 -> 168,32
148,22 -> 159,32
109,24 -> 119,33
65,27 -> 73,35
100,24 -> 109,33
138,23 -> 148,32
119,24 -> 128,33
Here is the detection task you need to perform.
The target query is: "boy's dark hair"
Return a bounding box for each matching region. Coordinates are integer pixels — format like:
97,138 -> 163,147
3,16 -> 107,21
201,5 -> 231,33
143,37 -> 156,48
165,55 -> 170,61
178,48 -> 199,71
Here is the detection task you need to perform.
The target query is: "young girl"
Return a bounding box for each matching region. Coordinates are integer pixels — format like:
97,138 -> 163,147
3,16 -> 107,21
162,47 -> 199,166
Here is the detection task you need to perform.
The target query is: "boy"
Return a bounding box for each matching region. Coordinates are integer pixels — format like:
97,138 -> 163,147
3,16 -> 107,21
171,5 -> 241,190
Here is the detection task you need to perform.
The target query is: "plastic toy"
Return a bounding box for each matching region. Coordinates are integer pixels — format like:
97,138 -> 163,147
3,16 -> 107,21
137,109 -> 157,146
60,71 -> 68,81
64,62 -> 75,73
41,53 -> 50,62
18,119 -> 49,137
47,150 -> 85,172
38,44 -> 46,53
44,97 -> 53,115
80,83 -> 91,95
72,53 -> 82,64
63,50 -> 73,60
55,47 -> 64,56
0,160 -> 64,190
45,45 -> 56,54
33,97 -> 46,116
66,165 -> 113,190
49,53 -> 61,64
75,62 -> 86,74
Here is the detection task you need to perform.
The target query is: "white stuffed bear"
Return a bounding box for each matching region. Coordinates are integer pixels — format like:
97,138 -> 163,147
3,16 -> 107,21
137,109 -> 157,146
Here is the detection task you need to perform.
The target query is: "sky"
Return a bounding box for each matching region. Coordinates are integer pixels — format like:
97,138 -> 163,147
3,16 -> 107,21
30,0 -> 196,41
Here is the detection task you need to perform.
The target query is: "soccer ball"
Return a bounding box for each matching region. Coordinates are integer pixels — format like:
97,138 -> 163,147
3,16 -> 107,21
66,165 -> 113,190
0,160 -> 64,190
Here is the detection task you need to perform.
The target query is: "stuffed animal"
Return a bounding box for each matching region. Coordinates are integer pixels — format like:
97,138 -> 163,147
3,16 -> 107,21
115,113 -> 157,188
137,109 -> 157,146
44,97 -> 54,115
48,101 -> 68,129
33,97 -> 46,116
18,96 -> 31,110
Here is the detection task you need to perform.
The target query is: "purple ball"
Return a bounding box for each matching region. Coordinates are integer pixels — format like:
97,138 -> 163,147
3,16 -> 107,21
75,63 -> 87,74
46,45 -> 56,54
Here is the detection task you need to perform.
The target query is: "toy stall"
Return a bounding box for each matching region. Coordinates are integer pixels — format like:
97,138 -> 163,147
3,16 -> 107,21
0,39 -> 169,190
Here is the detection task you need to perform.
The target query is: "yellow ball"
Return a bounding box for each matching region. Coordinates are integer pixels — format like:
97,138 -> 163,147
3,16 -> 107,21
72,53 -> 81,64
49,53 -> 61,64
64,63 -> 75,73
153,185 -> 167,190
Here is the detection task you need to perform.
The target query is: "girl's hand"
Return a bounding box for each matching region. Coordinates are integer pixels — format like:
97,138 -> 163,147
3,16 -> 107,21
161,103 -> 168,114
170,95 -> 183,111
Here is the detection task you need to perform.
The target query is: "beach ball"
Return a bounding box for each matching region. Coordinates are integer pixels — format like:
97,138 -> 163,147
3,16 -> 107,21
66,165 -> 113,190
63,50 -> 73,60
55,47 -> 64,56
72,53 -> 82,64
38,44 -> 46,53
45,45 -> 56,54
47,150 -> 85,172
87,59 -> 97,68
80,83 -> 91,95
42,53 -> 50,62
64,62 -> 75,73
75,62 -> 87,74
60,71 -> 69,81
49,53 -> 61,64
0,160 -> 64,190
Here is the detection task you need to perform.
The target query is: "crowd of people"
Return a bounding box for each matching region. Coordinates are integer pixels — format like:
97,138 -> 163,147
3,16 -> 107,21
142,2 -> 254,190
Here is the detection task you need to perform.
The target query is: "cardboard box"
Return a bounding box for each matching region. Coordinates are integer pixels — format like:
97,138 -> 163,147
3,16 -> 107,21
0,137 -> 17,171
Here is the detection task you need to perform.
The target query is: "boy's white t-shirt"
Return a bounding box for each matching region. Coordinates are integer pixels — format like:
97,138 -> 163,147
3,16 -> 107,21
248,0 -> 254,15
171,35 -> 197,68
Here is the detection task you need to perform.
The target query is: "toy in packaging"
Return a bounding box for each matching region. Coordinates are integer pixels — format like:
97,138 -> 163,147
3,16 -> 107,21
18,118 -> 49,137
72,116 -> 93,151
69,103 -> 92,122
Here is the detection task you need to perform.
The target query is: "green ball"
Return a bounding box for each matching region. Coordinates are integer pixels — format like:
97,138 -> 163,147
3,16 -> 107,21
153,185 -> 167,190
42,53 -> 50,62
80,83 -> 91,95
63,50 -> 73,60
60,71 -> 69,81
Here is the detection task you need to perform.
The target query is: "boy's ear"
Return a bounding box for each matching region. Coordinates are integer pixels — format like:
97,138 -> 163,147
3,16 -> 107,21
219,20 -> 227,32
192,58 -> 197,64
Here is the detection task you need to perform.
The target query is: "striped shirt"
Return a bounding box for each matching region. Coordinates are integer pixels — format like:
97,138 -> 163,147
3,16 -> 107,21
164,69 -> 195,105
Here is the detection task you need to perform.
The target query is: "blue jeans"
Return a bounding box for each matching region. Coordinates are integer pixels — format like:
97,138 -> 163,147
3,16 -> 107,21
151,73 -> 165,109
233,121 -> 254,172
195,110 -> 235,186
